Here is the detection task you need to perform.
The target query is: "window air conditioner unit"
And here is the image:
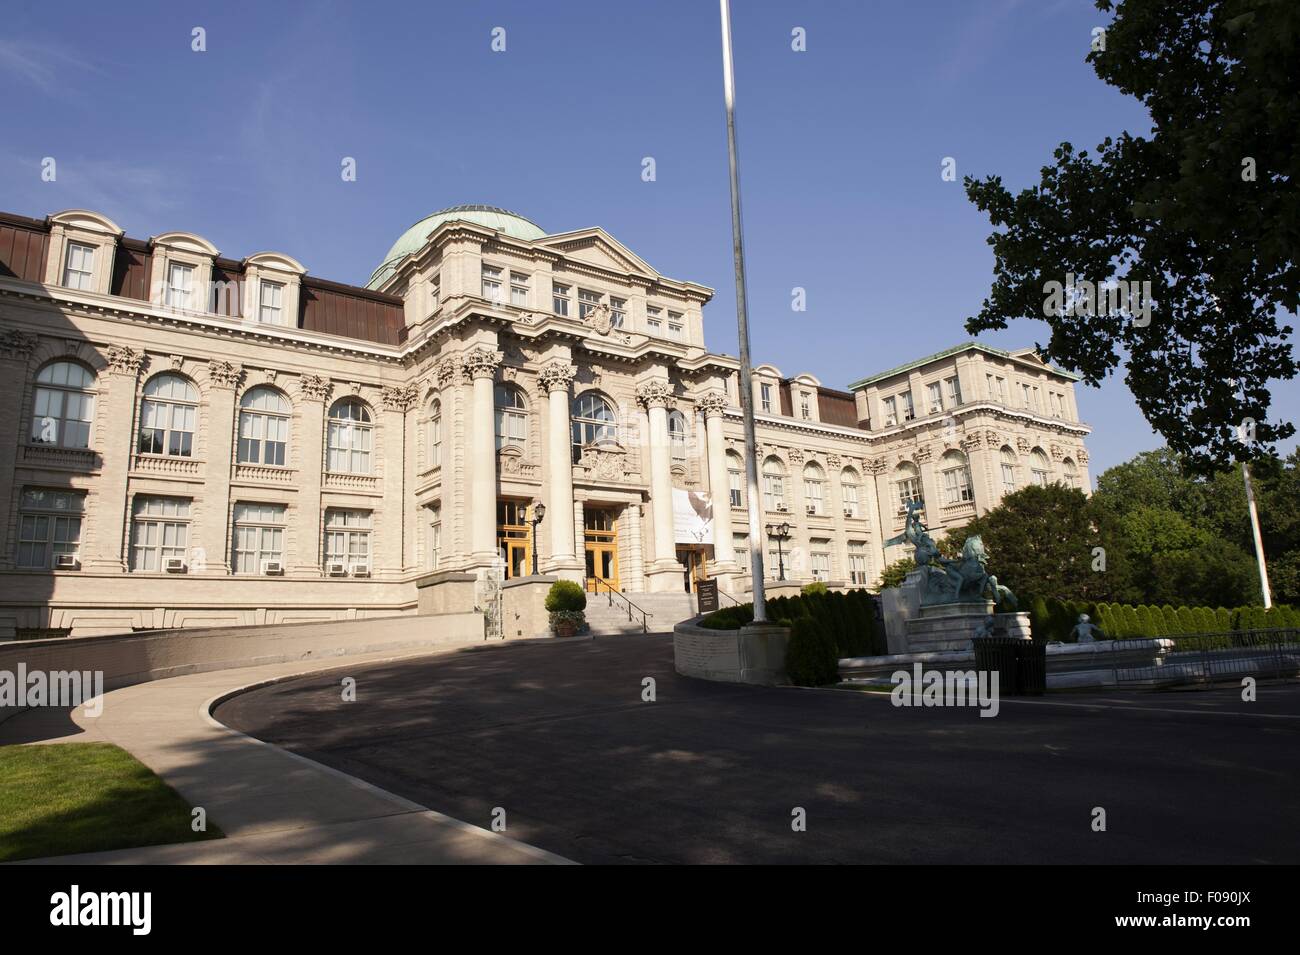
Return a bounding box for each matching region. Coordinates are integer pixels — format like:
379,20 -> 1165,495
806,505 -> 818,516
164,557 -> 187,573
776,502 -> 788,512
261,560 -> 284,576
54,553 -> 80,570
326,561 -> 349,577
350,563 -> 371,578
844,508 -> 855,518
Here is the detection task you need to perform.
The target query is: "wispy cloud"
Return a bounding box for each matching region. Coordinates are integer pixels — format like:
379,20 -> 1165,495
0,37 -> 101,97
0,149 -> 185,229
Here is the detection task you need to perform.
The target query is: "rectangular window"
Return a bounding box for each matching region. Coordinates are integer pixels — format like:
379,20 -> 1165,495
325,509 -> 372,567
843,481 -> 860,518
232,503 -> 286,573
760,383 -> 773,414
32,382 -> 94,450
927,382 -> 944,414
578,288 -> 602,321
130,496 -> 191,571
552,283 -> 571,316
482,264 -> 502,302
810,542 -> 831,582
804,477 -> 823,514
646,305 -> 663,330
17,488 -> 84,569
848,542 -> 869,586
430,273 -> 440,311
944,376 -> 962,406
800,392 -> 812,420
258,280 -> 284,324
734,534 -> 750,571
943,466 -> 974,504
63,242 -> 95,290
882,396 -> 898,427
899,390 -> 915,421
729,466 -> 744,508
1002,462 -> 1017,493
510,271 -> 530,307
429,506 -> 441,570
898,478 -> 923,509
763,473 -> 785,511
609,297 -> 626,328
667,310 -> 684,338
166,262 -> 194,309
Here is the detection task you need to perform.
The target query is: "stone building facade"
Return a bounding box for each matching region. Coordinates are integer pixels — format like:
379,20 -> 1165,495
0,205 -> 1091,637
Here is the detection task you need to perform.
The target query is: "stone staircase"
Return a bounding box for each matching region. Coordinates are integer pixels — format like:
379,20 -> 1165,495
583,590 -> 698,635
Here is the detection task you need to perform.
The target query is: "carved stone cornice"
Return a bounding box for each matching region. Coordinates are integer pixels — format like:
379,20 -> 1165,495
463,347 -> 504,381
382,383 -> 418,412
300,374 -> 333,403
207,359 -> 242,390
537,361 -> 578,394
635,378 -> 675,410
0,328 -> 38,361
105,344 -> 145,377
695,391 -> 728,418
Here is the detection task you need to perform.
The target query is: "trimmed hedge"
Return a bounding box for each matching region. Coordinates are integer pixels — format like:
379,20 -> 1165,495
785,616 -> 840,686
699,589 -> 886,659
1022,594 -> 1299,642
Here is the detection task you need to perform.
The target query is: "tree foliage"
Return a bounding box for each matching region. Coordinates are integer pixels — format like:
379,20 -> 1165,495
963,0 -> 1299,472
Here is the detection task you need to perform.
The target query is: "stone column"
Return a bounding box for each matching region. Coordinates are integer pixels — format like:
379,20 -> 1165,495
637,378 -> 683,592
698,392 -> 739,585
538,361 -> 583,579
294,374 -> 331,574
84,343 -> 146,572
198,360 -> 242,574
464,347 -> 502,565
381,384 -> 417,578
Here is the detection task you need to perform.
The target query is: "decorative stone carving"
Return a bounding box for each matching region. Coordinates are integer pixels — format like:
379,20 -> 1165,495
538,361 -> 578,393
913,444 -> 933,463
787,448 -> 805,465
587,303 -> 613,335
986,429 -> 1002,447
1077,448 -> 1090,464
350,381 -> 362,394
577,444 -> 630,481
866,457 -> 888,475
207,360 -> 242,389
436,356 -> 459,387
0,328 -> 39,361
263,368 -> 278,383
382,383 -> 418,412
497,449 -> 540,478
300,374 -> 333,402
826,453 -> 841,468
1016,436 -> 1031,454
105,344 -> 145,377
463,347 -> 504,380
696,391 -> 729,418
169,354 -> 185,370
961,431 -> 984,451
1049,443 -> 1065,461
635,378 -> 675,409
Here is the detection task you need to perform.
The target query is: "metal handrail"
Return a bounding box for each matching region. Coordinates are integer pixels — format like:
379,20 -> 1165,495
716,587 -> 746,608
584,576 -> 651,633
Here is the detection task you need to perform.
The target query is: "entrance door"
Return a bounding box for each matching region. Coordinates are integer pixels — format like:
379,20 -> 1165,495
584,506 -> 619,592
676,546 -> 709,593
496,499 -> 532,580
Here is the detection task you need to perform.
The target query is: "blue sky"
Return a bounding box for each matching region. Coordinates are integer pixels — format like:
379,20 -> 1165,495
1,0 -> 1295,479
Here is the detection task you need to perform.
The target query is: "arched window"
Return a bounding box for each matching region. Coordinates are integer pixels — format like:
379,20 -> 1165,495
1000,446 -> 1018,493
31,361 -> 96,449
571,391 -> 618,463
138,373 -> 198,457
894,461 -> 923,511
327,399 -> 373,474
237,387 -> 290,466
1062,457 -> 1079,488
425,398 -> 442,469
1030,448 -> 1051,486
803,462 -> 825,515
762,456 -> 787,512
494,384 -> 528,451
841,467 -> 861,518
668,409 -> 688,460
940,449 -> 974,505
726,451 -> 745,508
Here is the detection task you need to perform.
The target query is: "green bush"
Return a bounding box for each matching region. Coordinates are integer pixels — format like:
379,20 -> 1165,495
544,579 -> 586,613
801,581 -> 829,596
699,603 -> 754,630
784,616 -> 840,686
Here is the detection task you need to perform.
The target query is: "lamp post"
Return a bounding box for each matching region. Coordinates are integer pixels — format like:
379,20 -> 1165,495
765,521 -> 790,582
529,500 -> 546,576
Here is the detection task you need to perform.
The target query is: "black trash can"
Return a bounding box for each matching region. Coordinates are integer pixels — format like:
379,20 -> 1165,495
1014,639 -> 1047,696
973,637 -> 1021,696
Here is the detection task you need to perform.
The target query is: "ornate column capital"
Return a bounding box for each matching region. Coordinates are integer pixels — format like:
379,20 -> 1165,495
300,374 -> 333,403
382,383 -> 418,412
105,344 -> 145,377
696,391 -> 729,419
635,378 -> 675,410
0,328 -> 38,362
537,361 -> 578,394
207,359 -> 243,390
463,347 -> 504,381
436,356 -> 459,388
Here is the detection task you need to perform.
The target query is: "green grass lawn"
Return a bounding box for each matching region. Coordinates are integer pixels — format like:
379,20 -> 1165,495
0,742 -> 224,862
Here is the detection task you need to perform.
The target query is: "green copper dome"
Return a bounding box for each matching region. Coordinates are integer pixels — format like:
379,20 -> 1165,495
368,205 -> 546,288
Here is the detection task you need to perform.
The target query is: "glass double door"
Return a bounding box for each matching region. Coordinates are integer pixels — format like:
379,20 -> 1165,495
497,499 -> 531,580
584,506 -> 619,592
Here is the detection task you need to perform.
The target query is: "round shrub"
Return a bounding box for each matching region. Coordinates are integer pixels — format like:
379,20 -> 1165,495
545,579 -> 587,613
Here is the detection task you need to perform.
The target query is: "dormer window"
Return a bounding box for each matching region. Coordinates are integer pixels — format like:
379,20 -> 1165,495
165,262 -> 194,309
760,382 -> 773,414
63,242 -> 95,291
800,391 -> 812,420
258,280 -> 284,325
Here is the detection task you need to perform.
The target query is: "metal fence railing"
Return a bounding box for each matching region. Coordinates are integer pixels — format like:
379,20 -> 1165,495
1114,627 -> 1300,688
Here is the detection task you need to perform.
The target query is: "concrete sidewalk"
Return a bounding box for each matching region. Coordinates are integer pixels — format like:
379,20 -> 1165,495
2,647 -> 572,865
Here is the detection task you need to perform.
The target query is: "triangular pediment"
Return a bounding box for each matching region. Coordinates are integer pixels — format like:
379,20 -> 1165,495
538,228 -> 659,277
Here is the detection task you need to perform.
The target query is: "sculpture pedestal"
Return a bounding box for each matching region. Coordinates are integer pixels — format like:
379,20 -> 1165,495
904,603 -> 1031,653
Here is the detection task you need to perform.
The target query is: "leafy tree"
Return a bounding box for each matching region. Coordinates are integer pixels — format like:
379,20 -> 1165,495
877,557 -> 916,590
963,0 -> 1299,472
